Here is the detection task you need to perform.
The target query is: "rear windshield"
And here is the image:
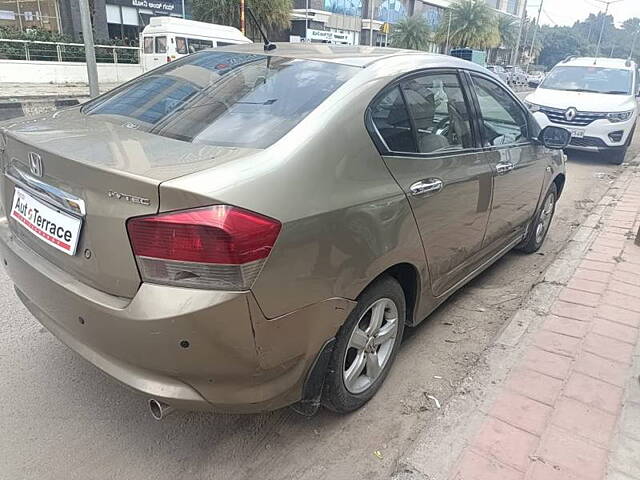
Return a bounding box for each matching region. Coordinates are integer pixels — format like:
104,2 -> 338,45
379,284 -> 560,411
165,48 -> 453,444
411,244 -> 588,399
540,66 -> 633,95
83,51 -> 358,148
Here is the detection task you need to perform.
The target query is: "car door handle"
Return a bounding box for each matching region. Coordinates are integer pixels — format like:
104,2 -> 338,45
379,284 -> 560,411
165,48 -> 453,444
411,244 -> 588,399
496,162 -> 515,175
410,178 -> 444,196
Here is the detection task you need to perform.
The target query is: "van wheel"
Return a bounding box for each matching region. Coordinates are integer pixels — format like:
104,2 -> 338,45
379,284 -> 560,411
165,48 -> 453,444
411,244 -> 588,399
322,277 -> 405,413
517,183 -> 558,254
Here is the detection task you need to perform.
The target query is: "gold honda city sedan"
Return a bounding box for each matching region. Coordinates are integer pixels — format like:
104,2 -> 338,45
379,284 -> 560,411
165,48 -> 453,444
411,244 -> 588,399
0,44 -> 568,419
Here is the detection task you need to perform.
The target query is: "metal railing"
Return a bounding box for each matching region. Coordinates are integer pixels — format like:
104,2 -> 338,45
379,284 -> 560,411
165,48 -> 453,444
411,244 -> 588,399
0,38 -> 139,64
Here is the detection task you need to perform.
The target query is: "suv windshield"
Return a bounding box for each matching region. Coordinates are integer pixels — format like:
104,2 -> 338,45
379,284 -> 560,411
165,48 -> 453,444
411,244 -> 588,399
540,65 -> 632,95
84,51 -> 358,148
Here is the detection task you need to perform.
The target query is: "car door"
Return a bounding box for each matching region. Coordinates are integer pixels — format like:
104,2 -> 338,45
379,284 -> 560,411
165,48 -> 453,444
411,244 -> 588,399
367,70 -> 494,297
467,72 -> 547,251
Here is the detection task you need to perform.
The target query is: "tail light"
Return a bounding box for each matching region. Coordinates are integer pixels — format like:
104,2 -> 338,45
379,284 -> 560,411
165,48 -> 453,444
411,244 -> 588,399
127,205 -> 281,290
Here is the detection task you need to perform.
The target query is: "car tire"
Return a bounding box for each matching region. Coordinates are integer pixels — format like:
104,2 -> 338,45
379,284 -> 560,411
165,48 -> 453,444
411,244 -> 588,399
609,148 -> 628,165
516,183 -> 558,254
322,276 -> 405,414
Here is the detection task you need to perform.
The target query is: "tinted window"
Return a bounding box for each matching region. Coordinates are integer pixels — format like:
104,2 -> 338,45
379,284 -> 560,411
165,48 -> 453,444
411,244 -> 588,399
402,73 -> 473,153
217,41 -> 233,47
84,52 -> 357,149
540,66 -> 633,95
175,36 -> 188,54
155,36 -> 167,54
143,37 -> 154,54
370,87 -> 417,153
472,75 -> 528,146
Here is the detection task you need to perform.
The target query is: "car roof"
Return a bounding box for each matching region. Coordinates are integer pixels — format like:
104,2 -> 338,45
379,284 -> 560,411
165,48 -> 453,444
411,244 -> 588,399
560,57 -> 636,70
208,42 -> 485,70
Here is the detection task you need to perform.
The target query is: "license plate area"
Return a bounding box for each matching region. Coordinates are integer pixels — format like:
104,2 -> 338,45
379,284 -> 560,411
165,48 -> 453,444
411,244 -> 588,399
568,128 -> 585,138
10,187 -> 82,255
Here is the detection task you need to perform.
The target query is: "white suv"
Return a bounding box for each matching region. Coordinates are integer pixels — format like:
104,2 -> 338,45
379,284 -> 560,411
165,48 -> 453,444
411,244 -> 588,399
525,57 -> 639,164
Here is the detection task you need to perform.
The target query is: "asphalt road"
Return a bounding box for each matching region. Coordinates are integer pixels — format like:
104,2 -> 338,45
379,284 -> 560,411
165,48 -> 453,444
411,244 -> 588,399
0,139 -> 636,480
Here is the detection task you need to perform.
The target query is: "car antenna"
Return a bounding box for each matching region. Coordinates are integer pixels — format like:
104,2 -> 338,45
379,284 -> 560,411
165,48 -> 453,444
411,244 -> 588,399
246,6 -> 276,52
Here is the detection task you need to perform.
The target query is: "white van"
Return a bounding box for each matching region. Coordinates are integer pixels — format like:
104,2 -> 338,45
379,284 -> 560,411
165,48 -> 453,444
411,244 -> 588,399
141,17 -> 252,72
525,57 -> 639,164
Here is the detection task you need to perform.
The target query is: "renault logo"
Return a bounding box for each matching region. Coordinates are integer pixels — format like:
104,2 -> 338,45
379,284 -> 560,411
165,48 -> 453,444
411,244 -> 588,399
564,107 -> 578,122
28,152 -> 43,177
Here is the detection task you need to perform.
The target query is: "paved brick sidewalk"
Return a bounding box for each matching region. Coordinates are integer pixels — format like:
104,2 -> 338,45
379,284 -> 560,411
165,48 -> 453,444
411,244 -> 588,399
448,173 -> 640,480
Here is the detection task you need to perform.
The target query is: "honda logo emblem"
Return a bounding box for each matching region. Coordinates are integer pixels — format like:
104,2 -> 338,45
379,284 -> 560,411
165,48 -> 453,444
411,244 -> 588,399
564,107 -> 578,122
28,152 -> 43,177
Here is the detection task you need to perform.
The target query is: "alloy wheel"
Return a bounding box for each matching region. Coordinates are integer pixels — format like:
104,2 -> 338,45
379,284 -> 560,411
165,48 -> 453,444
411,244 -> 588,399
342,298 -> 399,394
535,192 -> 555,245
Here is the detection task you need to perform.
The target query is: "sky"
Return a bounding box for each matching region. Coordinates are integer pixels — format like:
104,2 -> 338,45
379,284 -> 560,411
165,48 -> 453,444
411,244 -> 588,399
527,0 -> 640,27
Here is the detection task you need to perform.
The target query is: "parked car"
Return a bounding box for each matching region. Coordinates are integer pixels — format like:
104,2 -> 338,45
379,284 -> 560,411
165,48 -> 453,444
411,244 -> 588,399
486,64 -> 509,82
525,56 -> 638,164
527,71 -> 545,88
0,44 -> 569,419
506,65 -> 528,85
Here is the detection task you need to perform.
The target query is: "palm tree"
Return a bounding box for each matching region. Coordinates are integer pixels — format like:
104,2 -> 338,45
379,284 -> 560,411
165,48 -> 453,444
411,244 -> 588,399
435,0 -> 500,50
390,15 -> 432,51
497,14 -> 519,50
192,0 -> 292,40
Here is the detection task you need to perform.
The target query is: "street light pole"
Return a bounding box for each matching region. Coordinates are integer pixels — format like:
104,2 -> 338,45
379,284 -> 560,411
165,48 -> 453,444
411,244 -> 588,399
595,0 -> 624,59
78,0 -> 99,98
369,0 -> 374,46
306,0 -> 310,41
445,9 -> 451,54
511,0 -> 528,67
527,0 -> 544,73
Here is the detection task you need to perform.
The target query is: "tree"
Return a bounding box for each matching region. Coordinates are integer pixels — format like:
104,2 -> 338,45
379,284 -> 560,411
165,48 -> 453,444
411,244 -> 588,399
390,15 -> 431,51
434,0 -> 499,49
192,0 -> 292,39
497,14 -> 518,50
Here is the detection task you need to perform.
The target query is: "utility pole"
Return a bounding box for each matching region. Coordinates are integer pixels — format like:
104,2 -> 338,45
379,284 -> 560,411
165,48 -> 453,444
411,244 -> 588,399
595,0 -> 624,59
78,0 -> 99,98
630,28 -> 640,59
369,0 -> 374,46
240,0 -> 245,34
444,9 -> 452,54
306,0 -> 310,41
527,0 -> 544,73
511,0 -> 528,67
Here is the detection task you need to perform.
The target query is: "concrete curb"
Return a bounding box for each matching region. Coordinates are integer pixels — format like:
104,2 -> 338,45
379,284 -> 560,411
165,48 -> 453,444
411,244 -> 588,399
395,163 -> 639,480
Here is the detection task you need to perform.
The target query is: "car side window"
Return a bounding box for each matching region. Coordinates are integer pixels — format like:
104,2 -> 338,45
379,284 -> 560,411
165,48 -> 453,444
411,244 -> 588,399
370,86 -> 417,153
401,73 -> 473,153
471,75 -> 528,146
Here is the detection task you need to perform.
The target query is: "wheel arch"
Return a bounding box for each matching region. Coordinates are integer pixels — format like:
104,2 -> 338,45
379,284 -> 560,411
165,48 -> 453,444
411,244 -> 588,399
553,173 -> 566,198
357,262 -> 422,327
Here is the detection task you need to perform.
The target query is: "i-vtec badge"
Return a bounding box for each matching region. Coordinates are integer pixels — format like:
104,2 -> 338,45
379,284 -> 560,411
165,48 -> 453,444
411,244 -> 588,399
107,190 -> 151,206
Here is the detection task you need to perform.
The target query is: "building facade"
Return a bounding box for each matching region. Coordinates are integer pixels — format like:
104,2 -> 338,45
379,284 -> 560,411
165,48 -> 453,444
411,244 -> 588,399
1,0 -> 188,42
290,0 -> 524,48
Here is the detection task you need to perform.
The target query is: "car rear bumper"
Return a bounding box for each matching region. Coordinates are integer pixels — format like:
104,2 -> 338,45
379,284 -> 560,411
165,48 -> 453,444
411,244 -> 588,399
0,218 -> 355,413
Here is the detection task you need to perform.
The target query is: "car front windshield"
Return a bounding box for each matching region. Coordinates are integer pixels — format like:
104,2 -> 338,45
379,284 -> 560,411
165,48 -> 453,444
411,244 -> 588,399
540,65 -> 632,95
83,51 -> 359,148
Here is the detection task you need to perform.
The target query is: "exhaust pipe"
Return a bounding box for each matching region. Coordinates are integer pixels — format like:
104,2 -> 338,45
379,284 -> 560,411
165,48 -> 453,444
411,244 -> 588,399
148,399 -> 174,420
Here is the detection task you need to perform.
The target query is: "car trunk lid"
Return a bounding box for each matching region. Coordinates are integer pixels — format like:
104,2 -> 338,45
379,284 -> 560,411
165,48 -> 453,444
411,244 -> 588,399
1,109 -> 253,298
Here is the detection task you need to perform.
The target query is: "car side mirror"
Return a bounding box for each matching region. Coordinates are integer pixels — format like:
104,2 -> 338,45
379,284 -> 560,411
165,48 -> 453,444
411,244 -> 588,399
539,126 -> 571,149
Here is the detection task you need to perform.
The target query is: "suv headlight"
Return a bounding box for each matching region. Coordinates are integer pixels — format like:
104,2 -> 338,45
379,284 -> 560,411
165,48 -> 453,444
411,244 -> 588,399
606,110 -> 634,123
524,101 -> 541,112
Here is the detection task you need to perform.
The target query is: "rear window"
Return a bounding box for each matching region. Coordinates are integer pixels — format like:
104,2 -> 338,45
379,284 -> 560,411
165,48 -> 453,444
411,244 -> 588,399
83,51 -> 358,149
